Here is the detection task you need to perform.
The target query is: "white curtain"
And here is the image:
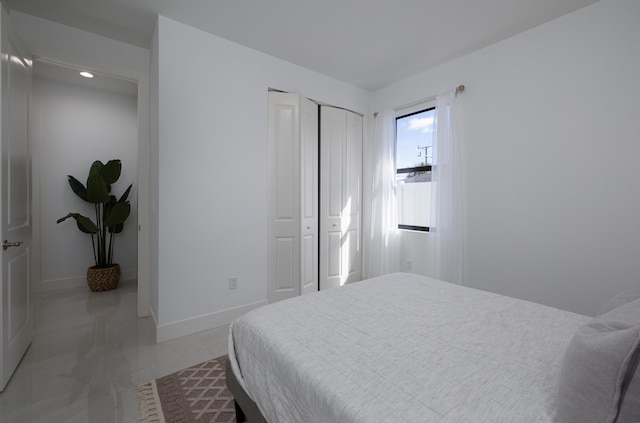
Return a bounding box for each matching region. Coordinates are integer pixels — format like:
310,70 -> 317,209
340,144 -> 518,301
428,91 -> 463,284
366,110 -> 400,277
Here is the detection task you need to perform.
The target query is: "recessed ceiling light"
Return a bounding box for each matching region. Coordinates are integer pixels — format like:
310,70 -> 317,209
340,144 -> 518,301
80,71 -> 94,78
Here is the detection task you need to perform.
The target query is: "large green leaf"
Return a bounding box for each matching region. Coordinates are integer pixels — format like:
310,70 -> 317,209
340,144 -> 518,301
89,161 -> 108,193
101,160 -> 122,185
119,184 -> 132,203
103,195 -> 117,224
86,173 -> 110,203
67,175 -> 87,201
89,160 -> 103,177
76,219 -> 93,234
107,188 -> 132,233
57,213 -> 99,233
105,202 -> 130,227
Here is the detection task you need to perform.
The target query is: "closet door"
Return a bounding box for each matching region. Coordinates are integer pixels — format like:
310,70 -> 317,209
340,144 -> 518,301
319,107 -> 362,290
300,97 -> 318,295
267,92 -> 319,303
345,111 -> 362,283
267,92 -> 300,302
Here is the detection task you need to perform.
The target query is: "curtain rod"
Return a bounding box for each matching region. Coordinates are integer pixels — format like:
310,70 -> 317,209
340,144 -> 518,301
373,84 -> 465,118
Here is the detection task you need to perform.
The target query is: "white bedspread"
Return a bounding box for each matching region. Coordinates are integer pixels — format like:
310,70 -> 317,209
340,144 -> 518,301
228,273 -> 589,423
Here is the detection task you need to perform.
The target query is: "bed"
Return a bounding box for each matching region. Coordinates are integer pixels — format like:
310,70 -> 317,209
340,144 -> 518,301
226,273 -> 640,423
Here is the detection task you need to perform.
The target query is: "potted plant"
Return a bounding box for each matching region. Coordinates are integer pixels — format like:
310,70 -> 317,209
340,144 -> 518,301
57,159 -> 132,292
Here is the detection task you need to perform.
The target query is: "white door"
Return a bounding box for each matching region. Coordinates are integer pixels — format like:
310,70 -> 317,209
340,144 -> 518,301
319,107 -> 362,290
344,111 -> 363,284
0,9 -> 33,392
268,92 -> 319,302
268,92 -> 301,303
299,97 -> 318,295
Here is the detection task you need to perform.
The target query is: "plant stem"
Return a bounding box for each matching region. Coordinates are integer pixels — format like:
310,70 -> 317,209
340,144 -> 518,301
94,203 -> 100,265
95,203 -> 105,266
101,203 -> 107,265
108,232 -> 115,265
90,233 -> 98,267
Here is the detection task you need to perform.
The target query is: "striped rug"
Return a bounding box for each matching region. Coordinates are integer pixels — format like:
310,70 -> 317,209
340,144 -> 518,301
138,355 -> 236,423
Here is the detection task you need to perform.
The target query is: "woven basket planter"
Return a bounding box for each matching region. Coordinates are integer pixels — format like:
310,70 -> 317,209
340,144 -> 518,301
86,264 -> 120,292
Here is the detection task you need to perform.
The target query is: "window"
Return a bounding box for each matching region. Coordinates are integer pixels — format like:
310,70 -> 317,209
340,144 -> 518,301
396,105 -> 435,231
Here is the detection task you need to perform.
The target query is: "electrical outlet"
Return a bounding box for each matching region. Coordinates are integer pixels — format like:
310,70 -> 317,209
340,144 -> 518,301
229,277 -> 238,290
406,260 -> 413,271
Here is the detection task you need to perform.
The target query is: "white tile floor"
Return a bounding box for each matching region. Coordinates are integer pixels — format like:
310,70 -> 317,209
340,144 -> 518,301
0,281 -> 230,423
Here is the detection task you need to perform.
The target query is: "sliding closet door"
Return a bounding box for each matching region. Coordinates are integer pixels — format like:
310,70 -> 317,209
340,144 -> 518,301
319,107 -> 362,290
268,92 -> 300,302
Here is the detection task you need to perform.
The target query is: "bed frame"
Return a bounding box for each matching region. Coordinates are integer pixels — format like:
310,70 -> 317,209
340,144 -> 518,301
225,358 -> 269,423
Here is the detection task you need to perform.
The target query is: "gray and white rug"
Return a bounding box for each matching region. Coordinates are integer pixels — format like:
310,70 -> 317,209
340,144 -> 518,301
138,355 -> 236,423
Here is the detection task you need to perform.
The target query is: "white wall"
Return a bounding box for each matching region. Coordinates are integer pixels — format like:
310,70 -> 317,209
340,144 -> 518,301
370,0 -> 640,316
152,16 -> 370,334
33,77 -> 139,287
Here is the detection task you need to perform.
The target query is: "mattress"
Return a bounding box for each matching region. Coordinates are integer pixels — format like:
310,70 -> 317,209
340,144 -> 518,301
228,273 -> 589,423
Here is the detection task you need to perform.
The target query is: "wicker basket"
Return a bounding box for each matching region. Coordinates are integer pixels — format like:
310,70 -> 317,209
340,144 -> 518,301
86,264 -> 121,292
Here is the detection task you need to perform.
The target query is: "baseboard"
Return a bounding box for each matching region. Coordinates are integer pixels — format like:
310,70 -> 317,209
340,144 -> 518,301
155,300 -> 268,344
148,305 -> 159,343
38,269 -> 137,291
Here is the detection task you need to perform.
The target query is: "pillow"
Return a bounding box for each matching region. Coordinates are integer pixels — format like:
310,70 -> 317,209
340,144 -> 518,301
597,285 -> 640,316
557,298 -> 640,423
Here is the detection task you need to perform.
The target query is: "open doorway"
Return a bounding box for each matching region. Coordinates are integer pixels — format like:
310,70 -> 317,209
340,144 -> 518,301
31,58 -> 149,316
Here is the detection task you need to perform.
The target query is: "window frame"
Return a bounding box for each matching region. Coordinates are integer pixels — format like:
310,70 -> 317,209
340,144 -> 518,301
395,103 -> 436,232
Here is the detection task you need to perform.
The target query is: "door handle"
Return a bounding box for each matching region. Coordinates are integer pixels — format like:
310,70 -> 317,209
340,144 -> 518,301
3,240 -> 22,250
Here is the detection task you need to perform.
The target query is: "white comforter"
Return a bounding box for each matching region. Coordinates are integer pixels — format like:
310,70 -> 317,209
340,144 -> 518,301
228,273 -> 588,423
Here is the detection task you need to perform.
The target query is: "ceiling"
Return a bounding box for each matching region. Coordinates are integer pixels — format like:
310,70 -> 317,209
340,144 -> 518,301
7,0 -> 600,92
33,60 -> 138,96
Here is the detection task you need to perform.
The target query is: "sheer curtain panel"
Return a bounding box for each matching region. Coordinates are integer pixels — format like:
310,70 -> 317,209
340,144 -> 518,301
428,91 -> 463,284
366,110 -> 400,277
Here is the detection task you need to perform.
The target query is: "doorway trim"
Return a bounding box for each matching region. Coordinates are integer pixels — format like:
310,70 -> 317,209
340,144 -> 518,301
30,54 -> 150,317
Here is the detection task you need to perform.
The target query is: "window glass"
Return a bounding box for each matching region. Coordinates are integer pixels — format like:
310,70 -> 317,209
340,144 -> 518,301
396,107 -> 435,231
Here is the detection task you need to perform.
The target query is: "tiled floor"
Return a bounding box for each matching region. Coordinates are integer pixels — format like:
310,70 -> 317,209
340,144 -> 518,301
0,281 -> 229,423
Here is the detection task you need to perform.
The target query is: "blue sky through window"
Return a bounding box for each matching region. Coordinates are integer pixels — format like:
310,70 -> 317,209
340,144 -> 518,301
396,108 -> 435,169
